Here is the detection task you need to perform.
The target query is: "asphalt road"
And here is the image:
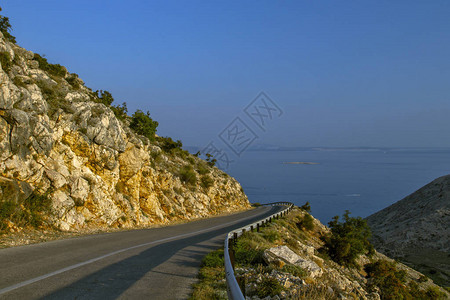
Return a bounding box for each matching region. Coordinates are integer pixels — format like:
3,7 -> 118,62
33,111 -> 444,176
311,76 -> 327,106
0,205 -> 282,300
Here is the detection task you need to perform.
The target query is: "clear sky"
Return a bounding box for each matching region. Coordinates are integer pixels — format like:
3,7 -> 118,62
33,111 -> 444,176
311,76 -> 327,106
3,1 -> 450,147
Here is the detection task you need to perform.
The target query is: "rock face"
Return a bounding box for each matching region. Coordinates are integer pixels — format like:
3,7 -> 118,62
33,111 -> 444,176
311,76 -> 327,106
0,32 -> 250,232
366,175 -> 450,286
263,245 -> 323,278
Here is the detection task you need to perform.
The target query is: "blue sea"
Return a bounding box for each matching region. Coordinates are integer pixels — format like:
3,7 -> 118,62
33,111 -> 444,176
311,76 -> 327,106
226,148 -> 450,224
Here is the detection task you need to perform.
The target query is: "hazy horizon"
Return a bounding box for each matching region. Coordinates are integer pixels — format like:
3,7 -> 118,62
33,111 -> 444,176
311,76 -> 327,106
3,1 -> 450,148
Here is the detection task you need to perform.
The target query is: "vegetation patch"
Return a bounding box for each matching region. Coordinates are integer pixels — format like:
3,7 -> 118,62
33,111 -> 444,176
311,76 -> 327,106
190,248 -> 227,300
0,51 -> 12,72
178,165 -> 197,186
200,175 -> 214,189
33,53 -> 67,78
297,213 -> 315,231
35,79 -> 70,116
0,191 -> 52,233
320,210 -> 374,267
365,260 -> 447,300
129,109 -> 158,140
157,136 -> 183,153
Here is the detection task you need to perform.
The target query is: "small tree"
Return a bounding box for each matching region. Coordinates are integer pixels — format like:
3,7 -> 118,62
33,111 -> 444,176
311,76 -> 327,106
96,90 -> 114,106
111,102 -> 128,120
300,201 -> 311,212
158,136 -> 182,152
129,110 -> 158,140
321,210 -> 373,267
205,153 -> 217,167
0,7 -> 16,43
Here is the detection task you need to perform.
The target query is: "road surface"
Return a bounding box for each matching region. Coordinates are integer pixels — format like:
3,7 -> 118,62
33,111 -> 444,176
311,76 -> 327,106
0,205 -> 282,299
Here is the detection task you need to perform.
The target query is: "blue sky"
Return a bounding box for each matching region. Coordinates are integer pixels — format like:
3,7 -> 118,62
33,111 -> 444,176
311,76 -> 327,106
3,1 -> 450,147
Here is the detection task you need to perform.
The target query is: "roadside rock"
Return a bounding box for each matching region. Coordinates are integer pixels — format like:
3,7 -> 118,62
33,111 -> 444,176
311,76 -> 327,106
263,245 -> 323,278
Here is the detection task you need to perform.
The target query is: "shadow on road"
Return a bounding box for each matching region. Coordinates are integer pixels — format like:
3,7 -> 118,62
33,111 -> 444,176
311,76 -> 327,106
39,207 -> 277,299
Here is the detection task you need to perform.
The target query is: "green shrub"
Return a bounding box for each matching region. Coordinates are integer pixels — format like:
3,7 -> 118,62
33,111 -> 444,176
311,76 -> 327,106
300,201 -> 311,212
205,153 -> 217,167
95,90 -> 114,106
129,110 -> 158,140
196,162 -> 209,175
0,51 -> 12,72
200,175 -> 214,189
201,249 -> 224,268
256,277 -> 284,298
0,7 -> 16,43
297,213 -> 315,231
321,210 -> 373,267
66,73 -> 81,89
111,102 -> 128,120
33,53 -> 66,77
178,165 -> 197,185
158,136 -> 182,152
365,260 -> 408,299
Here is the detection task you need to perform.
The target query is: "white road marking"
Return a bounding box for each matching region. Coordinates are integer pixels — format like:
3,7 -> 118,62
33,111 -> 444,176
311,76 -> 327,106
0,207 -> 270,295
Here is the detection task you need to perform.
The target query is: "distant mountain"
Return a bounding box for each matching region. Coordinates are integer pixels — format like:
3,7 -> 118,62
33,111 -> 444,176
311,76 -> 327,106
367,175 -> 450,286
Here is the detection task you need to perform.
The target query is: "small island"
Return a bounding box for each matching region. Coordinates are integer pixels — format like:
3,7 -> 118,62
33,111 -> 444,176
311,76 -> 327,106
283,162 -> 320,165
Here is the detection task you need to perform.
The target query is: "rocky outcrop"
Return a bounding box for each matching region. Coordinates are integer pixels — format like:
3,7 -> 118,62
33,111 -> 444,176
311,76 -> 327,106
366,175 -> 450,286
0,31 -> 250,232
263,245 -> 323,278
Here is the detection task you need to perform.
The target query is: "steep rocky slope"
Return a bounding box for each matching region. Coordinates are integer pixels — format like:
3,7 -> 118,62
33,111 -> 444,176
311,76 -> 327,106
0,31 -> 250,233
367,175 -> 450,287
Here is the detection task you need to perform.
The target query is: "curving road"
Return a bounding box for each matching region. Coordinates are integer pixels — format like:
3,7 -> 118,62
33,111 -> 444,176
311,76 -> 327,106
0,205 -> 282,300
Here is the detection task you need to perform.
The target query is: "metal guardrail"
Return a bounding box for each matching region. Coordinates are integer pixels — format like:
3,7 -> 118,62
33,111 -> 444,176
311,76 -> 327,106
224,202 -> 294,300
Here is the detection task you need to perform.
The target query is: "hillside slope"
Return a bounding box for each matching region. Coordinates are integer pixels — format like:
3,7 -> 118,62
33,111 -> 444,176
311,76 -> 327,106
0,31 -> 250,234
366,175 -> 450,286
192,207 -> 449,299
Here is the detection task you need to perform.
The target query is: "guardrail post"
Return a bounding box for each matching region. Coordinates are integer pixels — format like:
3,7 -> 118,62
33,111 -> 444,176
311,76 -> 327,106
257,223 -> 260,232
250,225 -> 253,232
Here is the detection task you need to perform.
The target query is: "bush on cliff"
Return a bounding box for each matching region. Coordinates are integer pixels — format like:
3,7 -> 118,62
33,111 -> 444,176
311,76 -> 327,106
297,213 -> 315,231
320,210 -> 373,267
178,165 -> 197,186
33,53 -> 67,78
157,136 -> 182,153
129,109 -> 158,140
0,7 -> 16,43
0,51 -> 11,72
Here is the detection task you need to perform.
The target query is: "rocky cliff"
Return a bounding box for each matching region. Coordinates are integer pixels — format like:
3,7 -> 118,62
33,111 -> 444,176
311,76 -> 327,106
0,31 -> 250,233
367,175 -> 450,286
